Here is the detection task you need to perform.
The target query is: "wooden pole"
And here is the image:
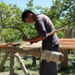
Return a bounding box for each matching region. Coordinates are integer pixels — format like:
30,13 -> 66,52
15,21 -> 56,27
60,49 -> 68,69
60,28 -> 73,68
15,53 -> 29,75
10,52 -> 15,75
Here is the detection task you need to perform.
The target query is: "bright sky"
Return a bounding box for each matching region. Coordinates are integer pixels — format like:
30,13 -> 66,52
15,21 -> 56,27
0,0 -> 53,10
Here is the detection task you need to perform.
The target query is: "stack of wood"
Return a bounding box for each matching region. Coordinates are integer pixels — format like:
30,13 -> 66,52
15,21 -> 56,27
0,38 -> 75,70
59,39 -> 75,50
0,39 -> 75,57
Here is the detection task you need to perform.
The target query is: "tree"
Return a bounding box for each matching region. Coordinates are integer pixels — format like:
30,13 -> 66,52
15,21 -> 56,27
0,2 -> 26,42
43,0 -> 75,37
26,0 -> 34,10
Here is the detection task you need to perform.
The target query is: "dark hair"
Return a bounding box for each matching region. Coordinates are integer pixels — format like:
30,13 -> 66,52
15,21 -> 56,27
22,10 -> 36,22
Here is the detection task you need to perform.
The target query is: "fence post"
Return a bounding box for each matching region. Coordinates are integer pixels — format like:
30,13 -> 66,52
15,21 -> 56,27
10,52 -> 15,75
60,28 -> 73,68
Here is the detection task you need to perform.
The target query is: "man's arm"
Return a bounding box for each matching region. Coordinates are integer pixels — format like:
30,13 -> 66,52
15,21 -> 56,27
22,29 -> 58,43
23,36 -> 45,43
22,25 -> 65,43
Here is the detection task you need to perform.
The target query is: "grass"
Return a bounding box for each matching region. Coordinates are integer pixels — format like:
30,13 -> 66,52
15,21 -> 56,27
0,59 -> 39,75
0,54 -> 75,75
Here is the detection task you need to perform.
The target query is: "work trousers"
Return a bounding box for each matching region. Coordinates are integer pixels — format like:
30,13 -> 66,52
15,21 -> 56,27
39,44 -> 59,75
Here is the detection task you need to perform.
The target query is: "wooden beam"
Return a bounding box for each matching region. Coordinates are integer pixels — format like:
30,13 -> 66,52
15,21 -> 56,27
15,53 -> 29,75
0,40 -> 75,57
0,45 -> 42,57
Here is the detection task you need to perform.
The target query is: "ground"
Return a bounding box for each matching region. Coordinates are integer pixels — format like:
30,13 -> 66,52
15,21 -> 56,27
0,70 -> 39,75
0,54 -> 75,75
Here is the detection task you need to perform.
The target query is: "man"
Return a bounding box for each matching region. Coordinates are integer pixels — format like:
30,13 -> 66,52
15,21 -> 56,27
22,10 -> 59,75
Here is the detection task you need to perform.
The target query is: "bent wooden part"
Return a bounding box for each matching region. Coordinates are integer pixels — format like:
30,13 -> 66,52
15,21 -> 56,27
0,39 -> 75,57
0,45 -> 42,57
0,39 -> 75,64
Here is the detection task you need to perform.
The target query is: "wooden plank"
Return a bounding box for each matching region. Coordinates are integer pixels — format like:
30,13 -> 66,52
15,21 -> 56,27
0,39 -> 75,49
0,45 -> 42,57
0,39 -> 75,50
0,39 -> 75,57
59,39 -> 75,42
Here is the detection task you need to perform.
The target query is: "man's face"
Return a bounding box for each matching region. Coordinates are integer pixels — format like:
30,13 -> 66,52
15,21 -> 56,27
24,13 -> 35,23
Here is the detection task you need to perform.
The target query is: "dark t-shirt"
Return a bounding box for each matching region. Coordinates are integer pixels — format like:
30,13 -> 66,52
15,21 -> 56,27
35,14 -> 59,50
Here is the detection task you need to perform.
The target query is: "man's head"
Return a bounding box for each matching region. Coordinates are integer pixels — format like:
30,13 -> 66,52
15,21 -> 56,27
22,10 -> 36,23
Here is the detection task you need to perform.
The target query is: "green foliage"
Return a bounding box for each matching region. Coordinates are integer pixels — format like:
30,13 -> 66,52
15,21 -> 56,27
0,0 -> 75,43
26,0 -> 34,10
0,1 -> 39,42
0,2 -> 23,42
43,0 -> 75,37
22,22 -> 38,38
